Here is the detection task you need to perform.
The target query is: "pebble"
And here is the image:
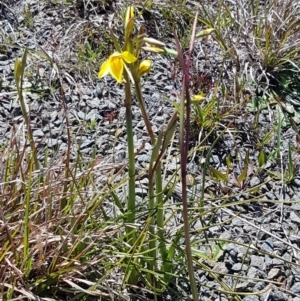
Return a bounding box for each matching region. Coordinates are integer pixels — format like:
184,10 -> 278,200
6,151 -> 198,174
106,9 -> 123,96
291,282 -> 300,293
290,211 -> 300,224
267,268 -> 281,279
261,237 -> 274,253
231,263 -> 248,271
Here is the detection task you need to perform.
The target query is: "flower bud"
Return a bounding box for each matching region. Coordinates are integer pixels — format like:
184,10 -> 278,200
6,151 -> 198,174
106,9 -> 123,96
125,6 -> 135,36
143,37 -> 165,47
142,46 -> 165,53
196,28 -> 215,38
138,59 -> 151,77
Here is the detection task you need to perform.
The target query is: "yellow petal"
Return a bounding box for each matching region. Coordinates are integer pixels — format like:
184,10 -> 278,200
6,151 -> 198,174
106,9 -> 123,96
120,51 -> 137,63
98,60 -> 110,78
139,59 -> 151,76
110,51 -> 122,58
109,56 -> 124,83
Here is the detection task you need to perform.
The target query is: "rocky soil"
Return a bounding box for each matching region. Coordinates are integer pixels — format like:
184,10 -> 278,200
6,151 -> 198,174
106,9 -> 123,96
1,0 -> 300,300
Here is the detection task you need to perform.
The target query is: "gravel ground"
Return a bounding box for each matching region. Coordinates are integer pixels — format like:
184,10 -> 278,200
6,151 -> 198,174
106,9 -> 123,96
1,0 -> 300,300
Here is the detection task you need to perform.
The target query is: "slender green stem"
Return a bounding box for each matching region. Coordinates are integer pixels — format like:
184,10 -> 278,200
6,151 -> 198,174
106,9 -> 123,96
174,15 -> 199,298
24,160 -> 33,276
155,164 -> 167,260
124,72 -> 136,245
134,78 -> 168,281
15,49 -> 39,171
148,168 -> 156,280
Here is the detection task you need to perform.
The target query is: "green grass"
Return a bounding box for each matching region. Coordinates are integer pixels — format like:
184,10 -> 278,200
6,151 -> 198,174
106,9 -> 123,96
2,0 -> 300,300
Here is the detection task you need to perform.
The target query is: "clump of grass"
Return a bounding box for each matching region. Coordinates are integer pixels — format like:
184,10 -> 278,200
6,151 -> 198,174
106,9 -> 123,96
75,23 -> 113,78
22,4 -> 34,28
195,0 -> 300,128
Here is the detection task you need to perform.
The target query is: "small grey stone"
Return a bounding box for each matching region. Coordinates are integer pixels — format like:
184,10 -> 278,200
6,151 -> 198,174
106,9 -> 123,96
135,187 -> 147,198
219,231 -> 231,240
292,178 -> 300,188
269,290 -> 289,301
291,203 -> 300,210
0,60 -> 9,65
137,154 -> 150,163
291,282 -> 300,293
87,98 -> 101,108
154,115 -> 165,123
290,211 -> 300,224
282,252 -> 292,262
261,238 -> 274,253
243,296 -> 259,301
94,83 -> 104,98
272,258 -> 284,266
226,243 -> 237,254
86,109 -> 101,121
80,139 -> 93,149
253,281 -> 266,292
77,111 -> 86,119
267,268 -> 281,279
33,129 -> 44,137
231,263 -> 248,271
47,138 -> 58,147
244,225 -> 256,232
235,282 -> 253,292
212,262 -> 228,274
247,267 -> 259,278
250,176 -> 260,187
293,297 -> 300,301
210,155 -> 220,164
264,255 -> 273,268
231,217 -> 244,227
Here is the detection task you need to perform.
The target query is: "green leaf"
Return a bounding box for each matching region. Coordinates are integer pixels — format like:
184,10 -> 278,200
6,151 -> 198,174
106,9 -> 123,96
209,166 -> 227,182
244,149 -> 250,166
226,155 -> 231,168
287,139 -> 294,182
161,112 -> 177,153
238,150 -> 249,183
212,242 -> 227,260
191,248 -> 209,260
150,130 -> 163,167
258,149 -> 267,167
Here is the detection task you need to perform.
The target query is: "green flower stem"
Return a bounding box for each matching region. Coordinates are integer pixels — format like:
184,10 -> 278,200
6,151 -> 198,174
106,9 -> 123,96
124,72 -> 136,246
134,78 -> 168,277
155,164 -> 168,261
148,169 -> 156,280
15,49 -> 40,171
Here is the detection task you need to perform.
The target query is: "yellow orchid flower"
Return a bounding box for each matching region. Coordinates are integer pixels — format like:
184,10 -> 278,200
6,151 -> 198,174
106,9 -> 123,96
98,51 -> 137,83
138,59 -> 151,77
